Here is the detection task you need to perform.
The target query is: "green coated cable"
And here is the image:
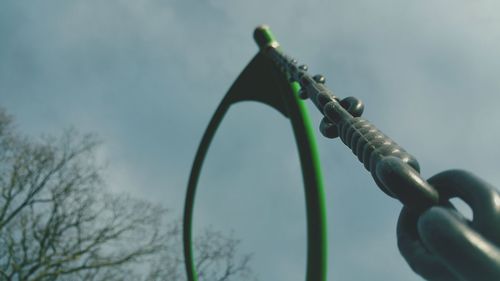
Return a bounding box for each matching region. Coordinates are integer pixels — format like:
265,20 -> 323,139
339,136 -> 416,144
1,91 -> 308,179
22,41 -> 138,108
183,26 -> 328,281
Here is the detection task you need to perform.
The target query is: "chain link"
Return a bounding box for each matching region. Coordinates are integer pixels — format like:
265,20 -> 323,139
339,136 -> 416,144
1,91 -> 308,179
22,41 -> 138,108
255,26 -> 500,280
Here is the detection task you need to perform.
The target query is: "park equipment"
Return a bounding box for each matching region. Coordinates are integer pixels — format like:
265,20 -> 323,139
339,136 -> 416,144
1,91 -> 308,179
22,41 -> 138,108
184,25 -> 500,281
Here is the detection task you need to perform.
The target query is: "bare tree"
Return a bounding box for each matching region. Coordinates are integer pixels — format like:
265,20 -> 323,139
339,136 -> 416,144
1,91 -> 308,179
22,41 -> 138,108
0,109 -> 254,281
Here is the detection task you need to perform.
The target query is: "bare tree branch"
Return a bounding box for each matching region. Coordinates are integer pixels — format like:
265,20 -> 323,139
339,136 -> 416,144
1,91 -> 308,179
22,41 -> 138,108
0,108 -> 256,281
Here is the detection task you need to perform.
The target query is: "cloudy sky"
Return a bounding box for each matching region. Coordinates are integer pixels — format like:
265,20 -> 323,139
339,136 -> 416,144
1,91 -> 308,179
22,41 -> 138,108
2,1 -> 500,280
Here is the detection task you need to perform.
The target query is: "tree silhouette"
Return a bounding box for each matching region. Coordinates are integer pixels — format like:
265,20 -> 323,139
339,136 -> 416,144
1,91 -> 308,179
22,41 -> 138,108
0,109 -> 253,281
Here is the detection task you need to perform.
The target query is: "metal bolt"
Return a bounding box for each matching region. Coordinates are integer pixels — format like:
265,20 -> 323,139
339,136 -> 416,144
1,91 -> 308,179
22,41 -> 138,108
299,64 -> 308,71
313,75 -> 326,84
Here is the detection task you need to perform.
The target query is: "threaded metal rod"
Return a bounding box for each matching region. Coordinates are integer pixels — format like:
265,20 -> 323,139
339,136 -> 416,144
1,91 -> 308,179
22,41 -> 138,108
253,26 -> 438,207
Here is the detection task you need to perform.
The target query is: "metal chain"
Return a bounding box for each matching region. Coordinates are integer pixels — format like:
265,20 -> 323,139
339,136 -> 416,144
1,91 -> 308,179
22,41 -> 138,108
254,26 -> 500,280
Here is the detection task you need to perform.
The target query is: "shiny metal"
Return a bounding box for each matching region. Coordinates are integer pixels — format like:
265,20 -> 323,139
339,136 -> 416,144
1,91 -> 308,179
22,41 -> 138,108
259,27 -> 500,281
419,206 -> 500,281
377,157 -> 438,211
188,25 -> 500,281
398,170 -> 500,280
427,170 -> 500,244
259,38 -> 435,203
319,117 -> 339,139
313,74 -> 326,84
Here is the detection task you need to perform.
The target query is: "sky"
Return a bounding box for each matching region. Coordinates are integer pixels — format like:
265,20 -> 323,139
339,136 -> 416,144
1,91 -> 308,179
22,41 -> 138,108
1,1 -> 500,280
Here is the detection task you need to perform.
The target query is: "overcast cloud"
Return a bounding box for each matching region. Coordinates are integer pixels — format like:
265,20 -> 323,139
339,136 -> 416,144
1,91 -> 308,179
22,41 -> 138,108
1,1 -> 500,280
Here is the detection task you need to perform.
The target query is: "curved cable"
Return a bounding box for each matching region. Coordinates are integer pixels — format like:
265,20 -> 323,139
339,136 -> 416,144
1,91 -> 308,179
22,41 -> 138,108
183,32 -> 328,280
183,96 -> 231,281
